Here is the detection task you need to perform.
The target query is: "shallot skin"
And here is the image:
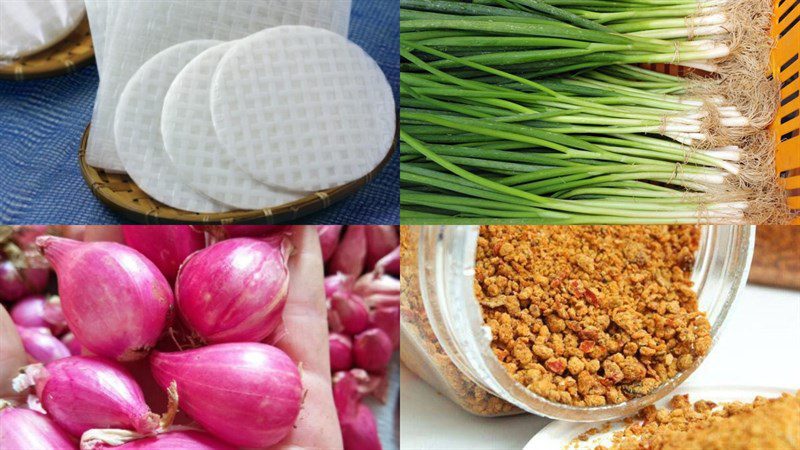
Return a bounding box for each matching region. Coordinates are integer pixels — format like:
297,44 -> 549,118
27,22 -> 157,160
374,246 -> 399,276
318,225 -> 343,262
331,292 -> 370,335
60,332 -> 81,356
0,406 -> 75,450
353,328 -> 393,373
330,333 -> 354,372
364,226 -> 398,270
371,307 -> 400,350
0,260 -> 49,302
122,225 -> 205,283
37,237 -> 174,361
333,372 -> 383,450
15,326 -> 70,364
353,273 -> 400,309
0,260 -> 27,301
175,237 -> 291,343
341,403 -> 383,450
98,430 -> 234,449
10,295 -> 50,329
220,225 -> 290,238
325,272 -> 353,298
37,356 -> 159,438
10,295 -> 65,334
10,225 -> 50,250
328,226 -> 368,276
150,343 -> 302,448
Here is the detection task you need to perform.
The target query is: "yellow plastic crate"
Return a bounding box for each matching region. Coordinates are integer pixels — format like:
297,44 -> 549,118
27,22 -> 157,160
772,0 -> 800,222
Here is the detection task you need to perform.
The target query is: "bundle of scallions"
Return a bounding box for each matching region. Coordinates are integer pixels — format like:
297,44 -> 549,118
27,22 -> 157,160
399,0 -> 791,224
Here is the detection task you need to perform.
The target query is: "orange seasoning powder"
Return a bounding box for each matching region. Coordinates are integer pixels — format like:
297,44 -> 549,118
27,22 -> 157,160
474,225 -> 711,407
594,391 -> 800,450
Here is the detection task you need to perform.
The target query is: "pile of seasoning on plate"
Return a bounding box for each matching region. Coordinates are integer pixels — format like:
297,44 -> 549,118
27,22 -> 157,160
592,391 -> 800,450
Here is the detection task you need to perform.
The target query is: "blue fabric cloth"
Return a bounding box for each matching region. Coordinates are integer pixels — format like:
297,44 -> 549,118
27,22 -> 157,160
0,0 -> 399,225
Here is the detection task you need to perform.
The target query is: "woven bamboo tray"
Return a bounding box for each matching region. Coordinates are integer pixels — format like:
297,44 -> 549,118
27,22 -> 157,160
0,17 -> 94,81
79,124 -> 398,224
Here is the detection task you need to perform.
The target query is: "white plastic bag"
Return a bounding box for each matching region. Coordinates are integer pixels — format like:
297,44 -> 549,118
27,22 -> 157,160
83,0 -> 111,72
0,0 -> 85,61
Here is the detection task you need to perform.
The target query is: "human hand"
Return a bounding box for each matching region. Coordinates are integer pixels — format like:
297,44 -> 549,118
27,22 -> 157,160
273,225 -> 343,449
0,307 -> 27,401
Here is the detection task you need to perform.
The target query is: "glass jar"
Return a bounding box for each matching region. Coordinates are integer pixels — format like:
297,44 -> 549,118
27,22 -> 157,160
400,225 -> 754,421
749,225 -> 800,290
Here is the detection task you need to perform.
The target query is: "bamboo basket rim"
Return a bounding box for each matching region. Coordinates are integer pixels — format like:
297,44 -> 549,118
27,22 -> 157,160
0,17 -> 94,81
79,124 -> 399,224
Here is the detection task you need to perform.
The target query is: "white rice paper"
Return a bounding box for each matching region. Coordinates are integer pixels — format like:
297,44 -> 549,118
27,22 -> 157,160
210,26 -> 396,192
114,39 -> 232,213
86,0 -> 352,172
161,41 -> 310,210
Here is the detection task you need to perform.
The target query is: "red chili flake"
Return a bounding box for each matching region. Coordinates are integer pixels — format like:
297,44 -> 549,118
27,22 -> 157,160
545,359 -> 566,375
579,340 -> 595,353
579,328 -> 599,341
584,289 -> 599,306
492,241 -> 503,255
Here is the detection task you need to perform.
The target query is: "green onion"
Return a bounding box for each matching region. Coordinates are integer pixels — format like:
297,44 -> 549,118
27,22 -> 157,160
400,0 -> 787,223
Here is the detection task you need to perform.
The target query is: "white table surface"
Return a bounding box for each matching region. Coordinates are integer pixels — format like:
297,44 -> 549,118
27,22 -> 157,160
399,284 -> 800,450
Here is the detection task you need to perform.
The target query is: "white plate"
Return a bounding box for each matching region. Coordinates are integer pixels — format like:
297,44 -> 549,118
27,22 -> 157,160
524,385 -> 796,450
210,25 -> 396,192
0,0 -> 85,60
161,40 -> 310,209
114,39 -> 231,213
85,0 -> 352,173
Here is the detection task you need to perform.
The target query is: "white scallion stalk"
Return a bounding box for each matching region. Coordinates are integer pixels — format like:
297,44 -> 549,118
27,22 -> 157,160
687,13 -> 728,26
719,117 -> 750,127
679,61 -> 721,72
699,149 -> 742,162
632,25 -> 729,39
